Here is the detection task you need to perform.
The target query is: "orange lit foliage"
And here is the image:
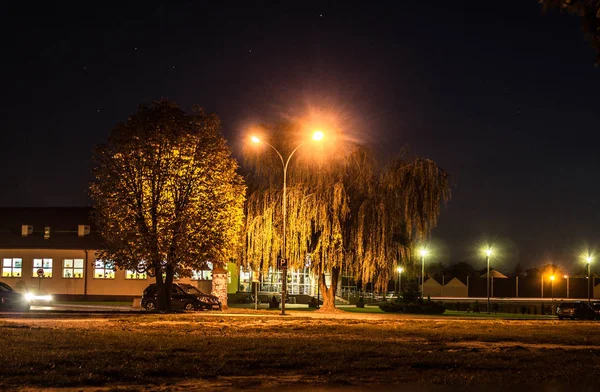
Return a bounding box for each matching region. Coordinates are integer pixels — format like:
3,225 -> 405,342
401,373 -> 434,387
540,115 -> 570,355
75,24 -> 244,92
91,100 -> 245,311
243,122 -> 450,311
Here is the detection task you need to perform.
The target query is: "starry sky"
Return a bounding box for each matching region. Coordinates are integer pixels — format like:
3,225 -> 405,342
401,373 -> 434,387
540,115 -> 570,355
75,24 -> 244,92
1,1 -> 599,271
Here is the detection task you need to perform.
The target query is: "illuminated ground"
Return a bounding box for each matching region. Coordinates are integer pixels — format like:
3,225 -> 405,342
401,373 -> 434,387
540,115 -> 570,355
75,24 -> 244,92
1,310 -> 599,391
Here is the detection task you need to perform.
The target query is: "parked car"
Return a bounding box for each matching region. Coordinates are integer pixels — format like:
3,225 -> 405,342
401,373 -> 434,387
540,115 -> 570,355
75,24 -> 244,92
0,282 -> 30,311
557,301 -> 597,320
141,283 -> 221,311
590,302 -> 600,318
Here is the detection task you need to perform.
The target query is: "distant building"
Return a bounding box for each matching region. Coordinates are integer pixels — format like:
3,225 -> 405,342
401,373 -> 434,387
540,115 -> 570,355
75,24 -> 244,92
480,269 -> 508,279
422,277 -> 443,297
443,277 -> 468,297
0,207 -> 211,300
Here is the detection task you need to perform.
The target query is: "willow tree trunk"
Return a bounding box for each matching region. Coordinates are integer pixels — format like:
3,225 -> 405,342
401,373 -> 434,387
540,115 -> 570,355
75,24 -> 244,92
317,267 -> 340,312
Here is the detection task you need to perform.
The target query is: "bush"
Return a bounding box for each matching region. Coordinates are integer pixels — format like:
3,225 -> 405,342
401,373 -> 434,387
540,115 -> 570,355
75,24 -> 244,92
520,305 -> 527,316
492,303 -> 499,314
379,300 -> 445,314
472,301 -> 480,313
356,297 -> 365,308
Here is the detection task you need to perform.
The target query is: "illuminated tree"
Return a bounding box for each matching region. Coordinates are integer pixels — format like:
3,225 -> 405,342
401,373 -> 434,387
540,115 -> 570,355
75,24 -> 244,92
540,0 -> 600,65
90,100 -> 245,311
243,123 -> 450,311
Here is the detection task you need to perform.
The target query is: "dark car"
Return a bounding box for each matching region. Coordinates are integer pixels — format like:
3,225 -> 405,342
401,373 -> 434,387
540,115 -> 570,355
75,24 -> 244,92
141,283 -> 221,311
557,301 -> 597,320
0,282 -> 30,311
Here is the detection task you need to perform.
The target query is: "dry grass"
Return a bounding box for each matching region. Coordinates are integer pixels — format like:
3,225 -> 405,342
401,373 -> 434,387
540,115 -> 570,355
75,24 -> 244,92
1,312 -> 600,390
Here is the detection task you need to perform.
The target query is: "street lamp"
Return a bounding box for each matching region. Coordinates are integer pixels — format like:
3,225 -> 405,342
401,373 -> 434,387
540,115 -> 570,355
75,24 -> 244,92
419,248 -> 428,298
396,266 -> 403,294
251,131 -> 324,315
564,275 -> 569,298
586,256 -> 593,303
550,275 -> 555,299
484,248 -> 492,314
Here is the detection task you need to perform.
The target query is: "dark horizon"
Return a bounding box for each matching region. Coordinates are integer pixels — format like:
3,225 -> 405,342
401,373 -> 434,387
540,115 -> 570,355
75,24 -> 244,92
1,1 -> 599,272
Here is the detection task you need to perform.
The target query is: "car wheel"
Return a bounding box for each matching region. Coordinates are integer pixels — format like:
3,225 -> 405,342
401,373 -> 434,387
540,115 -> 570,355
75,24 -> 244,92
144,301 -> 157,311
184,301 -> 195,311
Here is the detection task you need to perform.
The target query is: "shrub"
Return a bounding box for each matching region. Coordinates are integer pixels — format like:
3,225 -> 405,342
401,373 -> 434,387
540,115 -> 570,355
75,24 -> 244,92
492,303 -> 499,314
379,300 -> 445,314
520,305 -> 527,316
472,301 -> 480,313
356,297 -> 365,308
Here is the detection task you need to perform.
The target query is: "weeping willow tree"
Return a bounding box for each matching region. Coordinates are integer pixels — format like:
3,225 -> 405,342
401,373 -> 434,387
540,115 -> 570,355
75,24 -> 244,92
242,123 -> 450,311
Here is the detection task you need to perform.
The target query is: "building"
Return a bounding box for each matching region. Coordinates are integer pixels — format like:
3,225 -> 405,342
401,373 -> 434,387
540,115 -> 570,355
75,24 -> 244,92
0,207 -> 325,304
0,207 -> 215,300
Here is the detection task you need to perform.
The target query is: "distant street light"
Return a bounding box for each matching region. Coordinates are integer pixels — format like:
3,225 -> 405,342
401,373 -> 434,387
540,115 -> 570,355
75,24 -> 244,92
251,130 -> 325,315
484,248 -> 492,314
419,248 -> 428,298
586,256 -> 593,303
397,266 -> 403,294
564,275 -> 569,298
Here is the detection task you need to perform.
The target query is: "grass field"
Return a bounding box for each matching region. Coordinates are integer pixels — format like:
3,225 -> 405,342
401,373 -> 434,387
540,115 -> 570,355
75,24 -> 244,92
0,311 -> 598,390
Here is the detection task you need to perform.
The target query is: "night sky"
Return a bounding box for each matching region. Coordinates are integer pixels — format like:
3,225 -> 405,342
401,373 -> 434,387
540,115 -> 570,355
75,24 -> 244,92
1,1 -> 599,271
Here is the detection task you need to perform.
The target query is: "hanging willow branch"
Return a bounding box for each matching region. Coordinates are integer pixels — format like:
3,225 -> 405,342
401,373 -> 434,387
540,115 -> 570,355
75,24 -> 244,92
242,123 -> 450,291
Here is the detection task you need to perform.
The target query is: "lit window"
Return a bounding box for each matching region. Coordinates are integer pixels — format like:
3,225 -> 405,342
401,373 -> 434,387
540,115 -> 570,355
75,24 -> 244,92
33,258 -> 53,278
192,262 -> 213,280
2,258 -> 22,277
94,260 -> 115,279
63,259 -> 84,279
126,264 -> 147,280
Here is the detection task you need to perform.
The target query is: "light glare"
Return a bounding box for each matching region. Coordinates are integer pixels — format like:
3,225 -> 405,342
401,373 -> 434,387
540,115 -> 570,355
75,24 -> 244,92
312,130 -> 324,141
251,136 -> 261,144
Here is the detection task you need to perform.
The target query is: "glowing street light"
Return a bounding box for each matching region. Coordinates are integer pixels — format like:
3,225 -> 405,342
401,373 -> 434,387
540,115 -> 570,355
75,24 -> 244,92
396,266 -> 403,294
419,248 -> 428,297
250,130 -> 325,315
484,248 -> 492,314
586,256 -> 593,303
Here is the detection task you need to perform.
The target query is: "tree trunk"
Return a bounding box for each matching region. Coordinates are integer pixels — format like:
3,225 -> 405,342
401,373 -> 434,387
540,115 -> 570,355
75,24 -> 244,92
316,267 -> 340,313
155,260 -> 173,312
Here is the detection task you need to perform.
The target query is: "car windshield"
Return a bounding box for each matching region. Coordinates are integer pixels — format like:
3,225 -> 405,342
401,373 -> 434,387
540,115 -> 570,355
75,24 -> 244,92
179,285 -> 205,296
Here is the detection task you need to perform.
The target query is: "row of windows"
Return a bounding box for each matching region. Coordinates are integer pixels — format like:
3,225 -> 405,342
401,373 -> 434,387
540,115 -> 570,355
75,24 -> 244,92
2,258 -> 212,280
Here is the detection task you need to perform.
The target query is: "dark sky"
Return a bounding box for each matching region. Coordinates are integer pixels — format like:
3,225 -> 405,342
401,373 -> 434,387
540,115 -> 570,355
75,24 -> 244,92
1,1 -> 599,272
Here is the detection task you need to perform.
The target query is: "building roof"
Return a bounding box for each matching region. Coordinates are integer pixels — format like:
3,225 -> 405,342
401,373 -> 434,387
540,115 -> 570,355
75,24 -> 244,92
0,207 -> 101,250
480,269 -> 508,279
445,277 -> 467,287
423,277 -> 442,287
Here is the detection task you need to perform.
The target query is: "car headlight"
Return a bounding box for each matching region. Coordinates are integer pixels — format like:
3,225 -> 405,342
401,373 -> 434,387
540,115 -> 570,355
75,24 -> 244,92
25,293 -> 34,302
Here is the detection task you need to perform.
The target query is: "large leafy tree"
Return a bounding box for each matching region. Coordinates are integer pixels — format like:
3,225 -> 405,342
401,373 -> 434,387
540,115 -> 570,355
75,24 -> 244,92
243,123 -> 450,311
540,0 -> 600,65
90,99 -> 245,311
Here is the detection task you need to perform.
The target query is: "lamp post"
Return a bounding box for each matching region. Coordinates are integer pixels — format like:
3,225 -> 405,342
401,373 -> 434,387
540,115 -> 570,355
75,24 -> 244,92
251,131 -> 324,316
419,249 -> 428,298
564,275 -> 569,298
484,248 -> 492,314
397,266 -> 403,294
586,256 -> 593,304
550,275 -> 555,299
541,275 -> 544,298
